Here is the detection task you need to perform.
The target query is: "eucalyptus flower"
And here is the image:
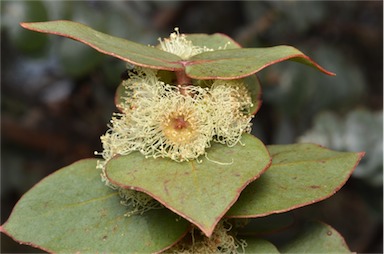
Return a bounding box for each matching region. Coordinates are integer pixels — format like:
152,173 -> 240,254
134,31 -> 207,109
99,67 -> 253,164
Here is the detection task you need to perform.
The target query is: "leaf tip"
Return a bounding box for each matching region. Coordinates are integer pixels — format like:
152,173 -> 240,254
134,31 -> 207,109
19,21 -> 42,32
19,22 -> 29,29
300,55 -> 336,76
324,70 -> 336,76
356,151 -> 366,164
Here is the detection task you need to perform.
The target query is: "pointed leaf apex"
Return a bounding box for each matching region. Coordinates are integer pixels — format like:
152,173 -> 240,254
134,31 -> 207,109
185,46 -> 336,79
105,134 -> 271,237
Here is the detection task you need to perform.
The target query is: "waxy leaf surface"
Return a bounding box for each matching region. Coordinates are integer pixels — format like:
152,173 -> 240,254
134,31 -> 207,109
20,20 -> 183,70
21,20 -> 334,80
1,159 -> 189,253
185,33 -> 241,49
244,238 -> 280,253
279,221 -> 351,253
105,134 -> 271,237
244,221 -> 351,253
227,144 -> 364,217
185,46 -> 335,79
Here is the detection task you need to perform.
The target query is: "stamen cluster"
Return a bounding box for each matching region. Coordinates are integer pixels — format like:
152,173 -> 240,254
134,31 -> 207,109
158,27 -> 214,59
167,220 -> 247,253
99,67 -> 253,164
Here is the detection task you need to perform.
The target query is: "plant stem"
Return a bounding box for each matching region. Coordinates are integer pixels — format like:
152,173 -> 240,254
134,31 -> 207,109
175,70 -> 192,96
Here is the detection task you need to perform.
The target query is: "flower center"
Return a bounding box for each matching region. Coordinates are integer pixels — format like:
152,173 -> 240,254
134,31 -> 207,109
162,114 -> 197,145
173,116 -> 189,129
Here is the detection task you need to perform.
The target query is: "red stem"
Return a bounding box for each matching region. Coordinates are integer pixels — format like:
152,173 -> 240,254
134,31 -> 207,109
175,70 -> 192,96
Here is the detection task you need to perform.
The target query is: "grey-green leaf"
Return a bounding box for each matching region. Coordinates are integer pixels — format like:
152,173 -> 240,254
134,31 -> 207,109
279,221 -> 352,253
226,144 -> 364,217
244,238 -> 280,253
185,46 -> 335,79
105,134 -> 271,237
20,20 -> 183,70
1,159 -> 189,253
186,33 -> 241,49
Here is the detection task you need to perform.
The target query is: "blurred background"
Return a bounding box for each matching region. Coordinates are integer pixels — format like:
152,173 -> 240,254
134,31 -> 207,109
1,1 -> 382,253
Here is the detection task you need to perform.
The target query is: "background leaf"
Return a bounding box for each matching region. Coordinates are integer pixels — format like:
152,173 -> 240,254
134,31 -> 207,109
186,33 -> 241,49
105,134 -> 271,237
20,20 -> 183,70
298,109 -> 383,186
242,221 -> 351,253
279,221 -> 351,253
185,46 -> 335,79
1,159 -> 189,253
244,74 -> 263,114
244,238 -> 280,253
226,144 -> 364,217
